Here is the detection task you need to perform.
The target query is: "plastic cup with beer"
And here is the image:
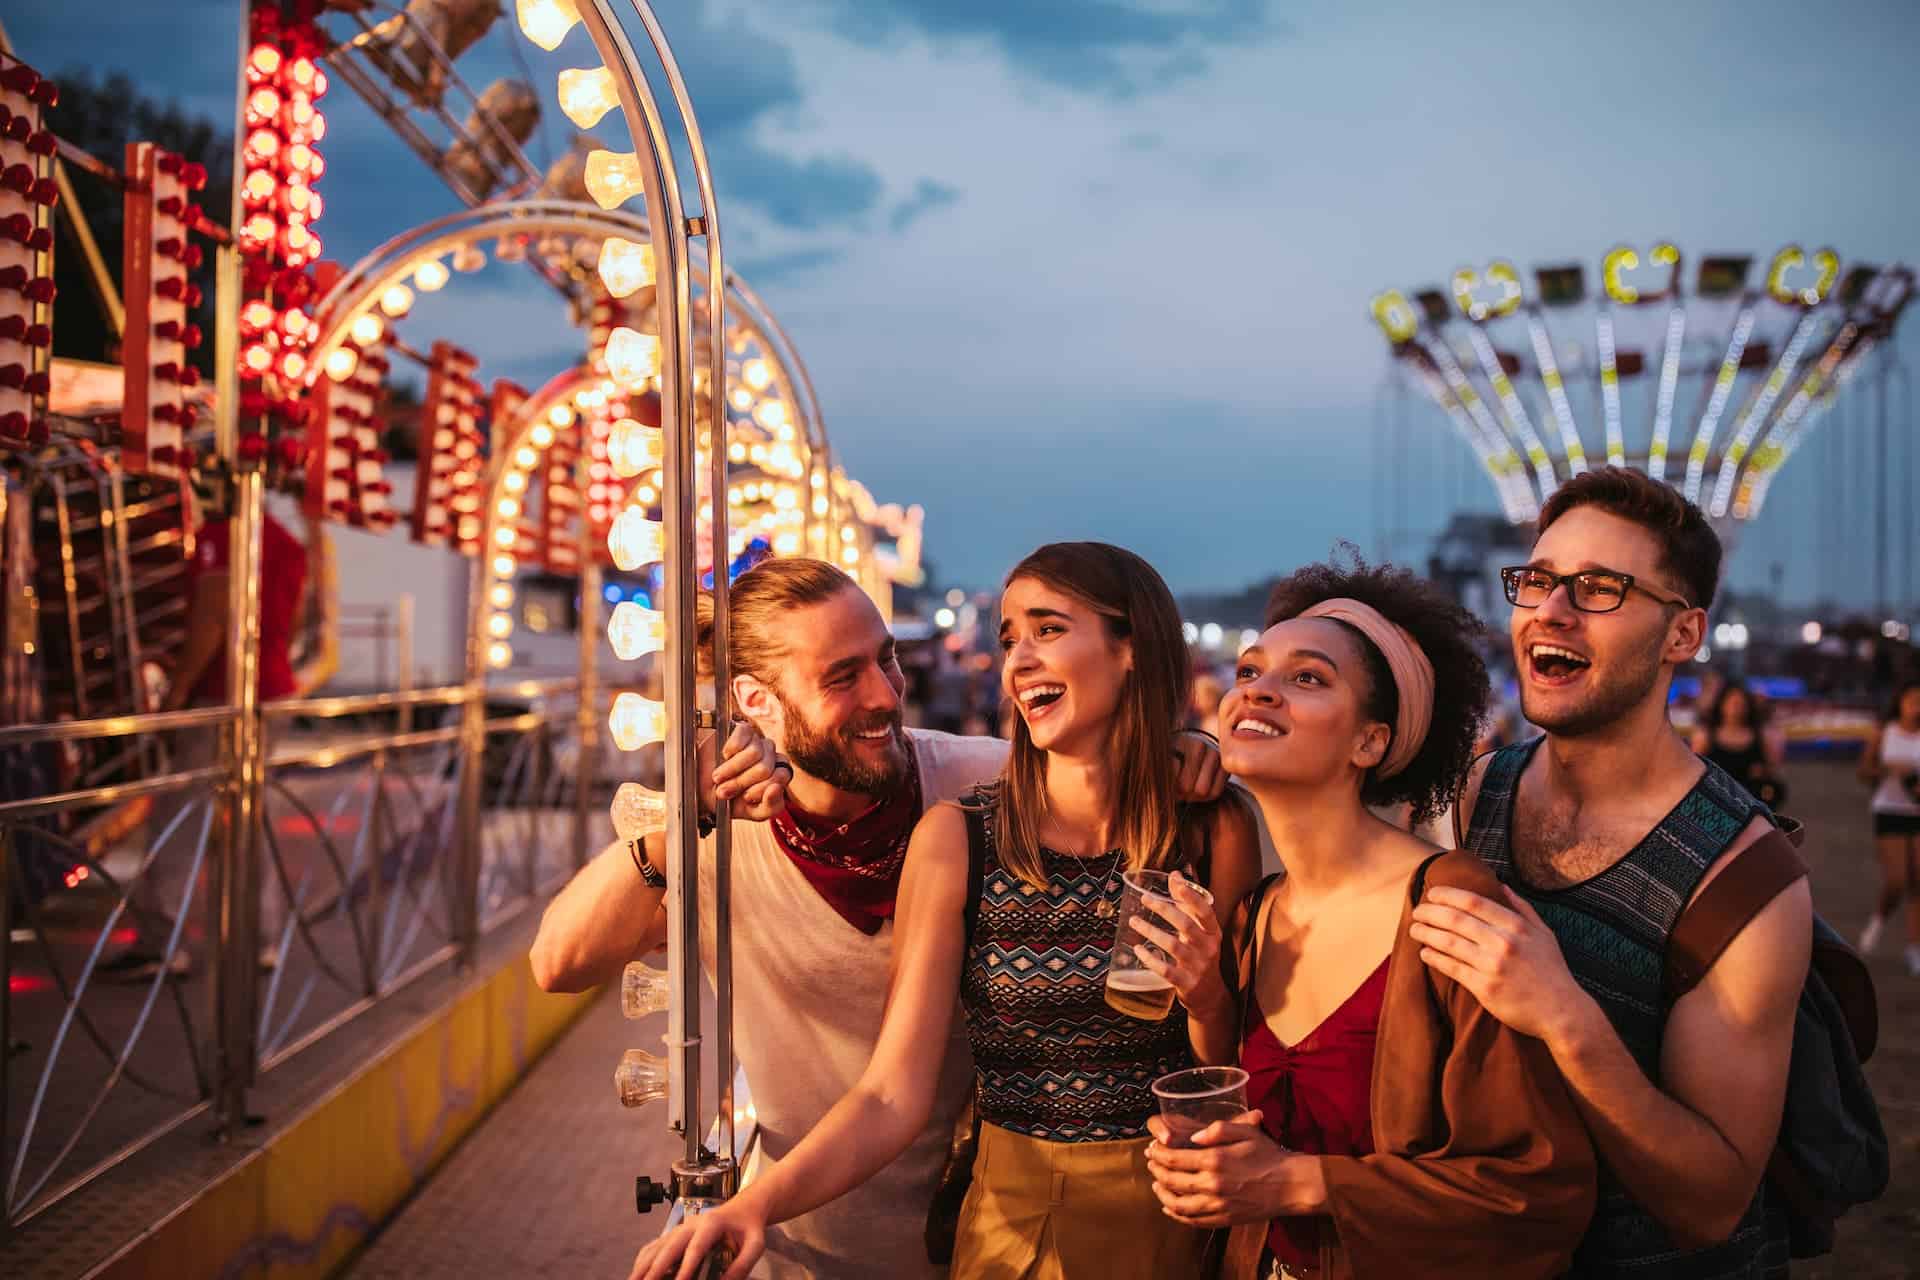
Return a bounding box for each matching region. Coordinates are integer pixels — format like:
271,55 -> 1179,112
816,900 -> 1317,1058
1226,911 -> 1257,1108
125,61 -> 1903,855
1152,1066 -> 1251,1148
1104,868 -> 1210,1020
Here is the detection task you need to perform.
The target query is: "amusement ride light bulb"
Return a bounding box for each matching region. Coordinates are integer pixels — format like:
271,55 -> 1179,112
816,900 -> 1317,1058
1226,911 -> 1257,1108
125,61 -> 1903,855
548,403 -> 575,428
487,612 -> 513,639
774,531 -> 800,556
611,781 -> 667,841
608,692 -> 667,751
596,236 -> 655,299
608,507 -> 663,571
529,422 -> 556,449
491,553 -> 516,578
754,398 -> 789,432
502,469 -> 528,494
414,258 -> 450,292
609,417 -> 664,477
620,960 -> 671,1020
604,327 -> 661,387
496,496 -> 521,520
557,66 -> 619,130
614,1047 -> 669,1108
493,524 -> 518,549
349,312 -> 385,346
324,347 -> 359,382
380,283 -> 415,318
584,149 -> 643,210
743,358 -> 772,391
516,0 -> 580,51
607,601 -> 666,660
489,583 -> 514,610
487,640 -> 513,669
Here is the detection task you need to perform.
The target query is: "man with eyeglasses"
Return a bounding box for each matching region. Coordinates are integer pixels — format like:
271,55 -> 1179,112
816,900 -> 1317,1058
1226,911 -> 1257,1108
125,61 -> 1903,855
1409,466 -> 1810,1277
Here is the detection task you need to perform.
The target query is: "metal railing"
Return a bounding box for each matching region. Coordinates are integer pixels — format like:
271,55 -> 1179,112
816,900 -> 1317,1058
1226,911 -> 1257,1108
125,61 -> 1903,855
0,676 -> 604,1232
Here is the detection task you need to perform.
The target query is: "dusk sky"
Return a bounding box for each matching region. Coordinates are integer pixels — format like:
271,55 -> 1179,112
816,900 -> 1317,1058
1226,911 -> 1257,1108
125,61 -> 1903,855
11,0 -> 1920,606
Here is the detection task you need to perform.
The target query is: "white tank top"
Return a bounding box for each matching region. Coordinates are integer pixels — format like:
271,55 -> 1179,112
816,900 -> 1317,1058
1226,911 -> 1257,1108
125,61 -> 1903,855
1872,723 -> 1920,814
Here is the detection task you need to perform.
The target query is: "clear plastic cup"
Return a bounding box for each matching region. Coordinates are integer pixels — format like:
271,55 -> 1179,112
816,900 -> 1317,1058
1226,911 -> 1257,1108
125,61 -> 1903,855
1152,1066 -> 1250,1148
1104,868 -> 1210,1021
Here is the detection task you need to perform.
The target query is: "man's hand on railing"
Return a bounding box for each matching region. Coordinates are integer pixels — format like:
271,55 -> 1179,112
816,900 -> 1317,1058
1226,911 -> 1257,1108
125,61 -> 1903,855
701,719 -> 789,823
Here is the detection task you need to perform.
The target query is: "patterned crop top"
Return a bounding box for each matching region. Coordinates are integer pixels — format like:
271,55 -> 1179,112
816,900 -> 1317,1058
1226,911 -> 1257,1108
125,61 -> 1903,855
957,791 -> 1197,1142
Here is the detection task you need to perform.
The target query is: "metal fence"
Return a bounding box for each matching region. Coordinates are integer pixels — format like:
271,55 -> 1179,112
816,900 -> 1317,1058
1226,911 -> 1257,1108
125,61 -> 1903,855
0,677 -> 606,1232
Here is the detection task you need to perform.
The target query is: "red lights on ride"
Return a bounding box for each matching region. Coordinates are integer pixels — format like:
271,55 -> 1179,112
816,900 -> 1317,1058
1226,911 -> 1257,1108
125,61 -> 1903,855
237,2 -> 329,464
122,142 -> 210,475
0,53 -> 57,446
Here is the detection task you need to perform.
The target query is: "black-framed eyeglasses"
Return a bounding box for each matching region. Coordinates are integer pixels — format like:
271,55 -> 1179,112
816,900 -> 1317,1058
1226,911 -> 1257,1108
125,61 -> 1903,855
1499,565 -> 1693,615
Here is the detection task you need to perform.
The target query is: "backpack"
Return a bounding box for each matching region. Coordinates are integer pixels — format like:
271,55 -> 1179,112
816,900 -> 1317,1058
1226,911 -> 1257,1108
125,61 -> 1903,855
1664,828 -> 1889,1258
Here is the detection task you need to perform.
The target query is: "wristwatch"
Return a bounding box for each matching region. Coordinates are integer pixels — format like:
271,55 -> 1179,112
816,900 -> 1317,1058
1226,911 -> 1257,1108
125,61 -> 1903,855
628,839 -> 667,888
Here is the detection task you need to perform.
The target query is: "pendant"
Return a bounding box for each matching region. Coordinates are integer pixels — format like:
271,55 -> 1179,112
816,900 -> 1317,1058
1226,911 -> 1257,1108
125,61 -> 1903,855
1095,899 -> 1116,920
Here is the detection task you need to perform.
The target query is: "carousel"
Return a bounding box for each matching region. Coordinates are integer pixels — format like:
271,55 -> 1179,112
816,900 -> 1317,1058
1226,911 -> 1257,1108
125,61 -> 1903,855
0,0 -> 904,1240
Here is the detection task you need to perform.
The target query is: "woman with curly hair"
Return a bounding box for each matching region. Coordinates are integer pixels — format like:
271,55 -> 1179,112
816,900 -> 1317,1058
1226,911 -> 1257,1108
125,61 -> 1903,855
1142,556 -> 1597,1279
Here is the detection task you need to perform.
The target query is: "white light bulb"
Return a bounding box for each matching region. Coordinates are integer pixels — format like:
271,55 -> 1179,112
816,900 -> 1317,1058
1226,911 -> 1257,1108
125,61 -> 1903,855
597,236 -> 656,299
754,398 -> 789,432
607,601 -> 666,660
496,497 -> 521,519
491,553 -> 516,578
324,346 -> 359,382
605,327 -> 661,387
487,640 -> 513,669
414,259 -> 450,292
547,403 -> 574,428
584,149 -> 643,211
743,358 -> 772,391
489,583 -> 514,610
609,417 -> 664,477
529,422 -> 555,449
620,959 -> 670,1019
487,612 -> 513,639
349,312 -> 385,346
379,283 -> 414,318
557,65 -> 619,130
502,470 -> 528,495
515,0 -> 580,51
774,532 -> 800,556
608,507 -> 663,570
614,1047 -> 669,1108
609,692 -> 667,751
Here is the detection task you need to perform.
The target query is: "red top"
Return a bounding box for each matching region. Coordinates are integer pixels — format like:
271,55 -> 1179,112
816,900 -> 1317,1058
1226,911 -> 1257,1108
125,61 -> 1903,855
187,511 -> 306,703
1242,957 -> 1389,1270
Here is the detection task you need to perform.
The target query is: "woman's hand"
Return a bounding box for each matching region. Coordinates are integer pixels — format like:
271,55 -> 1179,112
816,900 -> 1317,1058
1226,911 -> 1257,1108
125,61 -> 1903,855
1128,870 -> 1231,1021
629,1199 -> 767,1280
1172,732 -> 1227,802
703,720 -> 789,821
1145,1110 -> 1322,1226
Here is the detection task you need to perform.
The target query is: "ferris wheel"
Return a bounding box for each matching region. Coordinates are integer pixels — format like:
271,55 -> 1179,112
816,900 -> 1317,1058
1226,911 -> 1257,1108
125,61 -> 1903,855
1368,245 -> 1914,539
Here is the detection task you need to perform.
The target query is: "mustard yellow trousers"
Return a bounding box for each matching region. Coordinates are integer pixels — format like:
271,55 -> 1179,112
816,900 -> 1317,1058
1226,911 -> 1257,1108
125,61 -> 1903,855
950,1122 -> 1208,1280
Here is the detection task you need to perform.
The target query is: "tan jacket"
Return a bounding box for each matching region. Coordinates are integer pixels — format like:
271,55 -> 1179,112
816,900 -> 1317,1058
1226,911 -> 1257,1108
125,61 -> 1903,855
1220,849 -> 1596,1279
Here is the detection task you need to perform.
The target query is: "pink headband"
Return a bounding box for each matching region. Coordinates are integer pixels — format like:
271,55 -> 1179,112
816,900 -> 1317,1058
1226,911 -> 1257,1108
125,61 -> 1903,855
1298,598 -> 1435,780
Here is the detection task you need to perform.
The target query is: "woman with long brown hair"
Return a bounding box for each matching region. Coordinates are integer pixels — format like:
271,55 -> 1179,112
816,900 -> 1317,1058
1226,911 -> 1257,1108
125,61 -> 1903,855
632,542 -> 1263,1280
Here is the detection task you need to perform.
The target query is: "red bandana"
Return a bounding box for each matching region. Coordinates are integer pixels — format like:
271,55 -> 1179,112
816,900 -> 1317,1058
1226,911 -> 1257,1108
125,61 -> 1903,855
769,738 -> 923,935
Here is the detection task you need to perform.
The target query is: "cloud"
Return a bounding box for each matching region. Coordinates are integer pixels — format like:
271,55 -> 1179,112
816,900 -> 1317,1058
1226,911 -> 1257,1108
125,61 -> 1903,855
888,179 -> 962,234
734,245 -> 846,284
806,0 -> 1277,97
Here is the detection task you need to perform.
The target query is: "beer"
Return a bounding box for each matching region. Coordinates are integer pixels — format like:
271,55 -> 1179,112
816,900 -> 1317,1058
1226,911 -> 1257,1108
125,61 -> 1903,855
1105,966 -> 1177,1020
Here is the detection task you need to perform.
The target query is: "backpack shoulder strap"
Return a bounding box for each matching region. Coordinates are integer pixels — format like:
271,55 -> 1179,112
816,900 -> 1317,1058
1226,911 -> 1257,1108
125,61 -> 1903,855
1664,828 -> 1809,1001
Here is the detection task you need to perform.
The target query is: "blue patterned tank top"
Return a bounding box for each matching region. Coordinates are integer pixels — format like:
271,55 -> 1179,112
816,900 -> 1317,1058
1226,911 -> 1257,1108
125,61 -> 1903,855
1464,738 -> 1788,1279
958,791 -> 1196,1142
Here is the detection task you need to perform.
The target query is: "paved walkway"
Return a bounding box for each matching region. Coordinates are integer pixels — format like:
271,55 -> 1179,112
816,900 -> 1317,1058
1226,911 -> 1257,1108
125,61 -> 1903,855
341,983 -> 688,1278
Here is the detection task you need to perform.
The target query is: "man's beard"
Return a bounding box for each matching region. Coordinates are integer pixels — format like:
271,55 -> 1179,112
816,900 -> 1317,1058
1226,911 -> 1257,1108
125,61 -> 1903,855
1519,625 -> 1668,739
779,696 -> 910,798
